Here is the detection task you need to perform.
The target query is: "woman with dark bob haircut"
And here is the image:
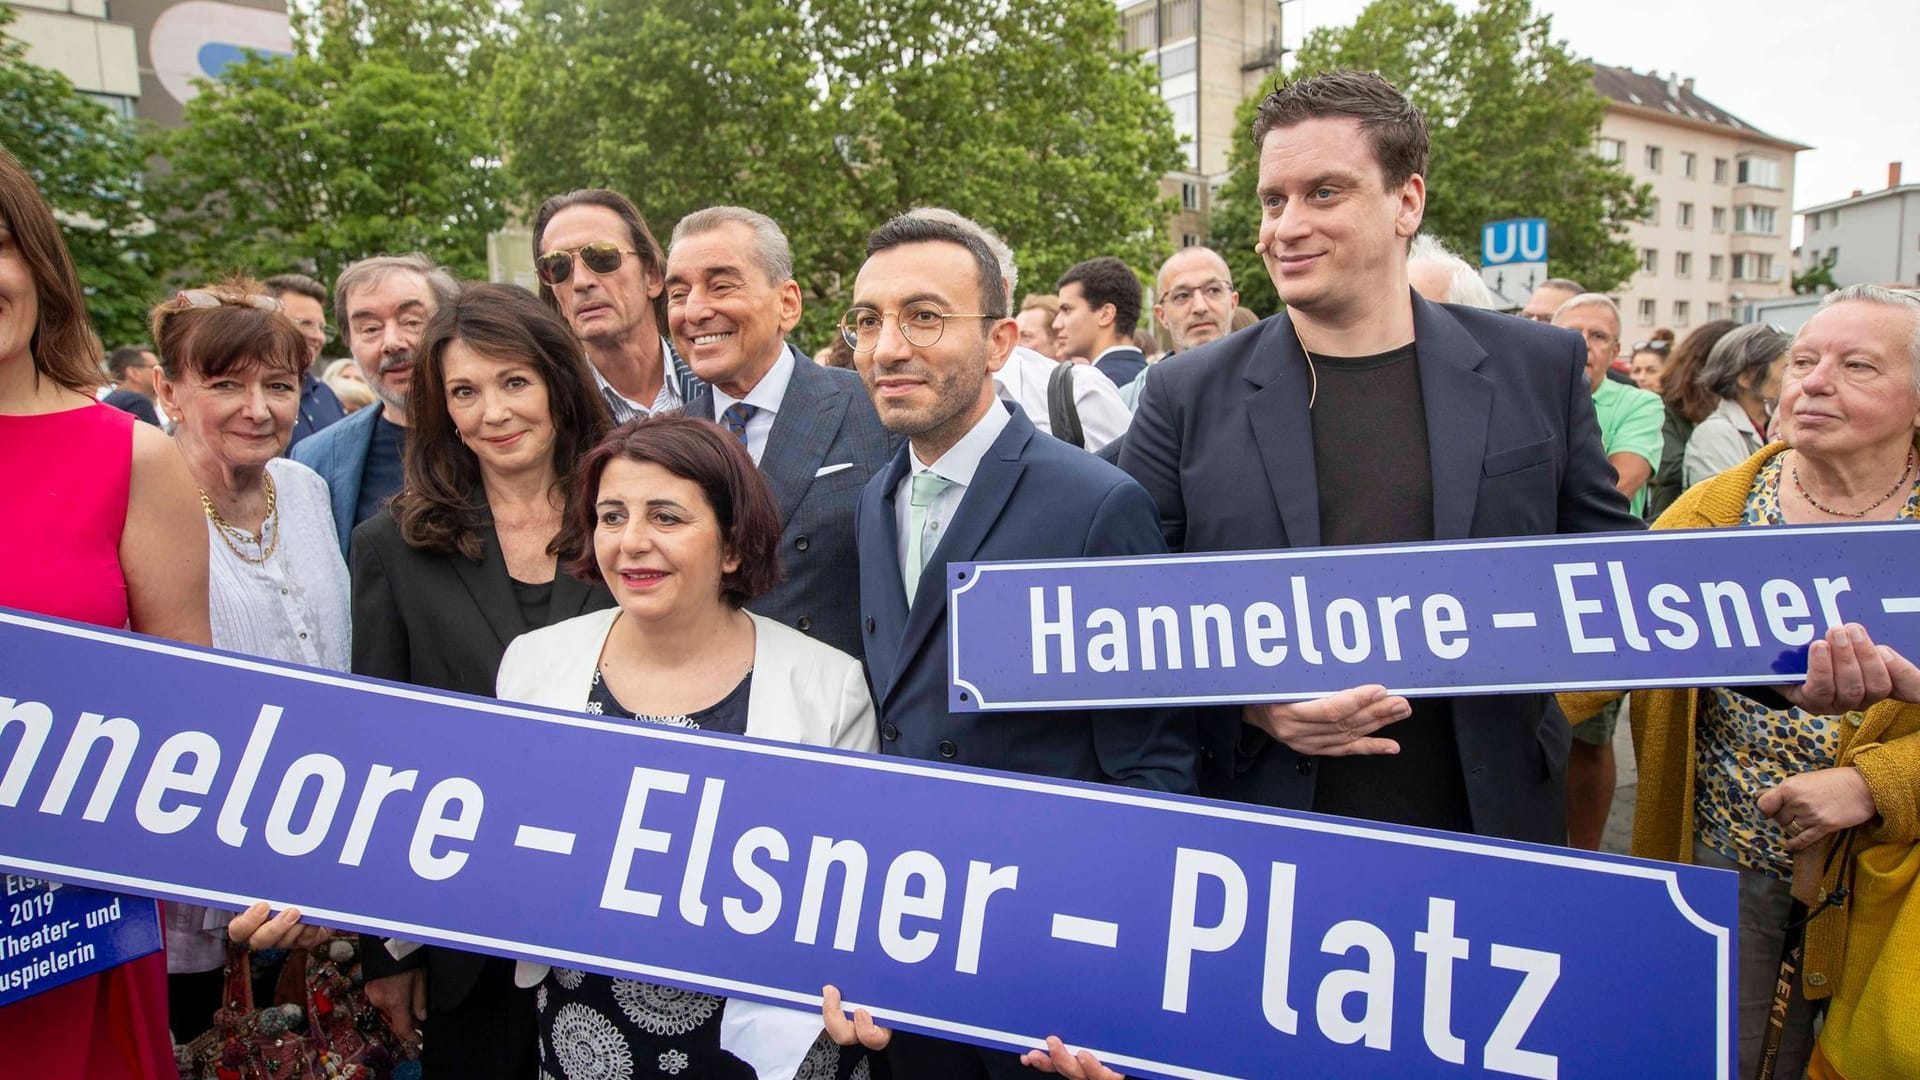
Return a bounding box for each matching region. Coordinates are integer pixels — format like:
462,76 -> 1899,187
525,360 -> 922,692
497,414 -> 881,1080
0,147 -> 209,1077
246,281 -> 619,1078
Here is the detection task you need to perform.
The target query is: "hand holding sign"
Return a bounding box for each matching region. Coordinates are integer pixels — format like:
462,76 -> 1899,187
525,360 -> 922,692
820,985 -> 890,1050
1021,1036 -> 1128,1079
228,901 -> 333,952
1242,684 -> 1410,756
1783,623 -> 1920,714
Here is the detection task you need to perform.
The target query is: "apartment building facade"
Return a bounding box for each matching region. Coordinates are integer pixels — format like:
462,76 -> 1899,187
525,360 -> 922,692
1798,164 -> 1920,289
1119,0 -> 1286,249
1592,64 -> 1805,336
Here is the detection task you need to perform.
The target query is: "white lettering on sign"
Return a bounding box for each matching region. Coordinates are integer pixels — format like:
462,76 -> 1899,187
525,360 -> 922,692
1552,563 -> 1853,655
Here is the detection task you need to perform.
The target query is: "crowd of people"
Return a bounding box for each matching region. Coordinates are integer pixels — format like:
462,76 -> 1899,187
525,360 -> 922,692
3,68 -> 1918,1080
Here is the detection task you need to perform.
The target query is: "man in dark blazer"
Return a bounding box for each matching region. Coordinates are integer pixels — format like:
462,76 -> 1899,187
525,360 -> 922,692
841,213 -> 1195,1079
666,206 -> 894,659
1119,70 -> 1642,847
1054,255 -> 1148,388
292,254 -> 457,553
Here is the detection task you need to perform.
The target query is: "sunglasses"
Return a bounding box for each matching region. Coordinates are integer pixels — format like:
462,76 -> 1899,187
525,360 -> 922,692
535,242 -> 643,286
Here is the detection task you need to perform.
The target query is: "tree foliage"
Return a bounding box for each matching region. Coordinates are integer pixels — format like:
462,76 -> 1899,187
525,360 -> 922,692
1213,0 -> 1649,315
493,0 -> 1183,346
145,10 -> 508,306
0,4 -> 157,347
1792,251 -> 1837,295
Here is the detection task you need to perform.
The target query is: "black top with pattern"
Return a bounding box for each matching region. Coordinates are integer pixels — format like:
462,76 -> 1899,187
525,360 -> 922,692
536,670 -> 873,1080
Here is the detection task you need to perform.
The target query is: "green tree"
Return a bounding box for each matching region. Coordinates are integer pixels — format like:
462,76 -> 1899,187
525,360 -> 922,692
0,4 -> 157,347
1792,251 -> 1837,295
1212,0 -> 1649,315
493,0 -> 1183,346
146,48 -> 508,302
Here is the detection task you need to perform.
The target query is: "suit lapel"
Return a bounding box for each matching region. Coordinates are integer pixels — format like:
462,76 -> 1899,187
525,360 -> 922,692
549,565 -> 603,622
759,348 -> 844,525
1244,314 -> 1320,548
892,408 -> 1030,696
449,520 -> 525,651
861,448 -> 913,705
685,386 -> 716,421
1411,297 -> 1494,541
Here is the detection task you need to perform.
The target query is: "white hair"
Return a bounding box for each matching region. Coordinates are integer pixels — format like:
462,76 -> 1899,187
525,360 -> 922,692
1815,283 -> 1920,396
906,207 -> 1017,301
1407,234 -> 1495,308
1553,291 -> 1622,330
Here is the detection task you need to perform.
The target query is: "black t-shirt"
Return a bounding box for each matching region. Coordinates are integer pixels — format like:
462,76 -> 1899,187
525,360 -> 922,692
354,415 -> 408,528
1304,343 -> 1474,833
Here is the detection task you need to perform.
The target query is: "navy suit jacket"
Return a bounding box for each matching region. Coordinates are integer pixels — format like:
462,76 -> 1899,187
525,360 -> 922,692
1094,346 -> 1146,389
858,404 -> 1197,792
291,400 -> 393,555
1119,294 -> 1642,843
102,388 -> 160,427
287,372 -> 348,451
685,347 -> 896,658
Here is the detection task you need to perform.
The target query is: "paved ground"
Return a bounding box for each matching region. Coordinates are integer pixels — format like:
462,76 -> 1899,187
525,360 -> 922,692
1601,711 -> 1637,855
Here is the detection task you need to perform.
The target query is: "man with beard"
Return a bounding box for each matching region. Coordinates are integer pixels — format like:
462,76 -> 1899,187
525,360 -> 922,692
833,212 -> 1194,1077
292,253 -> 458,553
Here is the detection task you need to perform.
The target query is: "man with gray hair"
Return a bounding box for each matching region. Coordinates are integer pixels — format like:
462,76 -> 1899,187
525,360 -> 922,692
664,205 -> 894,658
1520,276 -> 1586,323
1406,233 -> 1496,308
908,207 -> 1131,451
1551,291 -> 1664,850
292,253 -> 458,553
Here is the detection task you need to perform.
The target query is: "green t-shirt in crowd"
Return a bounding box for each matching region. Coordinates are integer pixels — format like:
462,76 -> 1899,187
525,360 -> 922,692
1591,376 -> 1665,516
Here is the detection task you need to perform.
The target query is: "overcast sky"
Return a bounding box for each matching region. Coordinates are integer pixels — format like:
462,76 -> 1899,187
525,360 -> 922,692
1279,0 -> 1920,237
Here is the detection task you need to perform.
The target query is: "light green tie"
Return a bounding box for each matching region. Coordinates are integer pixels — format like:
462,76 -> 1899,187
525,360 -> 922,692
904,469 -> 955,599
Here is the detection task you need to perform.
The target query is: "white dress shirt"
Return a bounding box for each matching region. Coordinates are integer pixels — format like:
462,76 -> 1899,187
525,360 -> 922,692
893,400 -> 1012,581
710,345 -> 796,465
592,337 -> 684,423
992,345 -> 1131,450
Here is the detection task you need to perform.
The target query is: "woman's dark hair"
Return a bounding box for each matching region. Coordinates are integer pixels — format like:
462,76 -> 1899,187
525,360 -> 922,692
149,277 -> 309,382
564,415 -> 784,608
1659,319 -> 1738,425
390,282 -> 611,561
0,144 -> 103,393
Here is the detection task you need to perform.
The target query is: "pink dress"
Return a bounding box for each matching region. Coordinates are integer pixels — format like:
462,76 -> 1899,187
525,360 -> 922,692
0,403 -> 175,1078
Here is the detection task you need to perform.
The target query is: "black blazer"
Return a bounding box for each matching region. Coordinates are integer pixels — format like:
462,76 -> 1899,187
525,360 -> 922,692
1119,294 -> 1644,844
685,347 -> 896,659
348,507 -> 614,1009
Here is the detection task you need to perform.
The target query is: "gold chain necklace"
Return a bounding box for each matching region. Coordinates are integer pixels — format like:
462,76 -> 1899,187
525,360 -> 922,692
1791,447 -> 1916,519
200,470 -> 279,564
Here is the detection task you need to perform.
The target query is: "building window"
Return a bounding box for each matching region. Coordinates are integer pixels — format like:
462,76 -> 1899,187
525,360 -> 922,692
1675,251 -> 1692,278
1807,213 -> 1820,233
1831,246 -> 1841,263
1122,4 -> 1157,51
1829,210 -> 1840,227
1677,202 -> 1695,229
1167,92 -> 1197,169
1157,39 -> 1196,77
1734,205 -> 1778,234
1180,181 -> 1199,211
1708,301 -> 1724,320
1711,206 -> 1727,232
1641,248 -> 1659,274
1644,145 -> 1663,173
1714,158 -> 1730,184
1181,233 -> 1201,248
1682,151 -> 1697,179
1673,300 -> 1690,327
1732,253 -> 1775,281
1709,254 -> 1725,280
1637,299 -> 1656,326
1644,198 -> 1660,225
1596,138 -> 1624,163
1159,0 -> 1196,42
1737,156 -> 1782,188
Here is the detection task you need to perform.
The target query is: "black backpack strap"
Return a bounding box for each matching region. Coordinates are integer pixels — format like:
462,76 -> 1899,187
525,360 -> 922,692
1047,360 -> 1085,448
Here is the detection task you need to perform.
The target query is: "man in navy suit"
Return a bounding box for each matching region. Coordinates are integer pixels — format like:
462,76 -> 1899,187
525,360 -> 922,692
841,212 -> 1195,1079
292,254 -> 457,553
1054,256 -> 1148,389
1120,70 -> 1642,846
666,206 -> 894,658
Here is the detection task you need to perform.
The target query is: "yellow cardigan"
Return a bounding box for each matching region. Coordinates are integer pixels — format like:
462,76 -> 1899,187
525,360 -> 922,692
1561,439 -> 1920,1078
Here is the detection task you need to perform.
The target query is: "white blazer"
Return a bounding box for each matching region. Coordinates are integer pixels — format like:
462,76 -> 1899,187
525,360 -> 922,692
497,606 -> 879,753
497,606 -> 878,999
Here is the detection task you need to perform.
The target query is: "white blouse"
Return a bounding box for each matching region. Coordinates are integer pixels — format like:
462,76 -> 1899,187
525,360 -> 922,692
207,457 -> 351,672
172,457 -> 349,974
